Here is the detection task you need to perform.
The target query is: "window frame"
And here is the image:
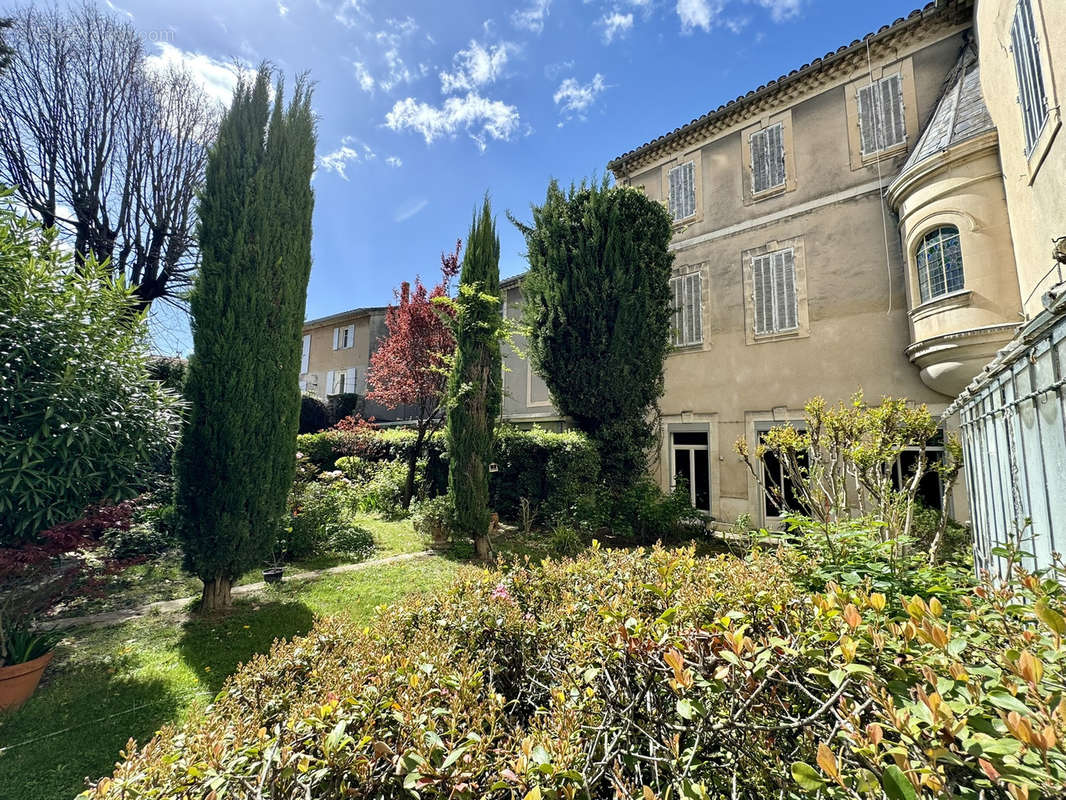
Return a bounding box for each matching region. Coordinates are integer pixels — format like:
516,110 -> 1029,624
755,423 -> 808,522
915,225 -> 965,303
667,160 -> 697,222
670,271 -> 703,348
749,122 -> 787,195
670,431 -> 711,512
1011,0 -> 1050,157
751,248 -> 799,336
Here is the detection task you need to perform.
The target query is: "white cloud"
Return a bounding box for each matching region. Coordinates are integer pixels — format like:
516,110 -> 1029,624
676,0 -> 725,32
440,40 -> 517,94
353,61 -> 375,93
335,0 -> 369,28
553,73 -> 607,119
386,92 -> 521,151
599,11 -> 633,43
144,42 -> 240,107
318,136 -> 375,180
277,1 -> 289,17
752,0 -> 803,22
105,0 -> 133,19
511,0 -> 551,34
385,156 -> 403,167
395,198 -> 428,222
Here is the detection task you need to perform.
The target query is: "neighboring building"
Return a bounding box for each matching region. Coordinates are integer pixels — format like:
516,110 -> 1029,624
300,306 -> 416,422
500,277 -> 567,431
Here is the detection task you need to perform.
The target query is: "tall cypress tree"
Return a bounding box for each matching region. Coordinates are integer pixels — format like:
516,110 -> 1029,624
446,197 -> 502,561
174,68 -> 316,612
511,178 -> 674,485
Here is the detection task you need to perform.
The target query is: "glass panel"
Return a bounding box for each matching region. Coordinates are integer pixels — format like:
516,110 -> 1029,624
693,449 -> 710,511
673,432 -> 707,446
674,449 -> 692,497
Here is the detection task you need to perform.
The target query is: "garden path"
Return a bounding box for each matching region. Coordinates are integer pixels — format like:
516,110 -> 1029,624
42,550 -> 433,630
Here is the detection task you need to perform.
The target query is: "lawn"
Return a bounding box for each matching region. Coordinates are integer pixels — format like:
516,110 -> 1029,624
0,517 -> 457,800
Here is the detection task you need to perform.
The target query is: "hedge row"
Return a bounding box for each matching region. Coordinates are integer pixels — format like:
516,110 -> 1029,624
83,542 -> 1066,799
296,426 -> 600,522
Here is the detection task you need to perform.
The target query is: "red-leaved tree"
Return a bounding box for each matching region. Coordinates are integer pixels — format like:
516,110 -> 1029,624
368,242 -> 461,507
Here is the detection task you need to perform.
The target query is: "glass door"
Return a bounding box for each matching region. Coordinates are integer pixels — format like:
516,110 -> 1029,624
671,431 -> 710,512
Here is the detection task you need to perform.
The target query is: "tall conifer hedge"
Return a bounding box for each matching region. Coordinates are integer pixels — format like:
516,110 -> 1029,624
174,68 -> 316,611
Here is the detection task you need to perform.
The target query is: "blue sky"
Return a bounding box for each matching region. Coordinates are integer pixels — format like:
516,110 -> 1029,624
128,0 -> 922,354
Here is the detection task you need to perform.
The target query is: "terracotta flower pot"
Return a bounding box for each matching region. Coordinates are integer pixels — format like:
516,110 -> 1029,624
0,651 -> 53,712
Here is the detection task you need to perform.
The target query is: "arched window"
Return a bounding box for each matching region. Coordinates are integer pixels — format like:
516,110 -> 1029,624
916,226 -> 964,302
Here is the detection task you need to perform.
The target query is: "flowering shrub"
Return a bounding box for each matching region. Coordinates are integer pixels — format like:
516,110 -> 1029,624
81,539 -> 1066,800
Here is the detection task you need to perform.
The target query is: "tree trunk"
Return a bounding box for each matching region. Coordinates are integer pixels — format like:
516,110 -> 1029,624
403,426 -> 427,509
200,576 -> 232,613
473,533 -> 493,563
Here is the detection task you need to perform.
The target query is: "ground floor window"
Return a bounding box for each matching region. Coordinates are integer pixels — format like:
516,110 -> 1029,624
759,428 -> 808,518
891,431 -> 945,511
671,431 -> 710,512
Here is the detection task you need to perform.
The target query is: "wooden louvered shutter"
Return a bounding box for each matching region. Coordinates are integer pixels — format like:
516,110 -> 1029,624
687,273 -> 702,344
773,250 -> 798,331
346,367 -> 357,394
857,84 -> 878,155
767,123 -> 785,188
671,276 -> 682,345
880,74 -> 905,148
332,327 -> 339,350
751,128 -> 769,193
325,370 -> 336,395
301,334 -> 310,374
752,255 -> 772,335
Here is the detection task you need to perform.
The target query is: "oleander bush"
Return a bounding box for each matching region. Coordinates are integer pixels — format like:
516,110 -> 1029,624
82,529 -> 1066,800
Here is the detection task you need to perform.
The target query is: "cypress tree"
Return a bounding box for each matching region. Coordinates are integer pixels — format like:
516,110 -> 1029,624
174,67 -> 316,612
511,178 -> 674,485
446,197 -> 502,561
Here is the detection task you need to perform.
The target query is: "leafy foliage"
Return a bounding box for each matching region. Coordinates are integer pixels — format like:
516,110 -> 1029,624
84,533 -> 1066,800
512,178 -> 674,484
174,69 -> 316,610
285,473 -> 374,560
446,197 -> 502,556
300,394 -> 330,434
0,197 -> 181,545
369,243 -> 459,507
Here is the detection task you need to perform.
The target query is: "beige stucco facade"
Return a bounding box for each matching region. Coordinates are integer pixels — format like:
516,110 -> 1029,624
975,0 -> 1065,317
300,308 -> 386,401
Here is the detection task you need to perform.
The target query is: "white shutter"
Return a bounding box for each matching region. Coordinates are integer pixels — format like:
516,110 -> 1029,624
300,334 -> 310,374
768,123 -> 785,188
857,84 -> 878,155
750,128 -> 769,193
671,276 -> 682,345
668,161 -> 696,220
752,255 -> 772,335
688,273 -> 702,344
332,327 -> 339,350
345,325 -> 355,349
773,250 -> 798,331
346,367 -> 357,394
880,74 -> 905,148
325,369 -> 336,395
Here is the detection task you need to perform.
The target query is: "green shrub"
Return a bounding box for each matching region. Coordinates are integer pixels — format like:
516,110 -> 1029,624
910,502 -> 970,555
327,392 -> 362,426
84,544 -> 1066,800
410,494 -> 454,545
285,478 -> 355,560
325,524 -> 374,560
298,426 -> 599,524
355,460 -> 408,519
602,478 -> 704,543
300,394 -> 330,434
0,199 -> 182,545
146,356 -> 188,394
100,521 -> 173,560
548,524 -> 583,557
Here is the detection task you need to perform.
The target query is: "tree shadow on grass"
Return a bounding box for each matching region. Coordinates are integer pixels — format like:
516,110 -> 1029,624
0,667 -> 189,800
177,597 -> 316,693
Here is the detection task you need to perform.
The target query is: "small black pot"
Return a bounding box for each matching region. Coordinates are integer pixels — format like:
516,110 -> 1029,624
263,567 -> 284,584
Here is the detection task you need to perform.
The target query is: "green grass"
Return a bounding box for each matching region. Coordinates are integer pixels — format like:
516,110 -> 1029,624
47,515 -> 430,620
0,518 -> 454,800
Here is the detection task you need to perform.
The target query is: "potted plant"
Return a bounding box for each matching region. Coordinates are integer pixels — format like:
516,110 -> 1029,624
0,612 -> 62,712
263,543 -> 284,584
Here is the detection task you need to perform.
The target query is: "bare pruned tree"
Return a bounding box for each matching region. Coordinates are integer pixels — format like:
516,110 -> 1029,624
0,2 -> 220,312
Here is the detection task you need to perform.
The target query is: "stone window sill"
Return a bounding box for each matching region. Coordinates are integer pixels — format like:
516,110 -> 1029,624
910,288 -> 972,323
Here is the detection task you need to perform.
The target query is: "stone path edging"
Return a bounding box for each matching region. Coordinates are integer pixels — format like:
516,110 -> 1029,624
44,550 -> 433,631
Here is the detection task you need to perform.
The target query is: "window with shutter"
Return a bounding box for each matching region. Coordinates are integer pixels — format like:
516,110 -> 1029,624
750,123 -> 786,194
752,248 -> 798,335
857,74 -> 906,156
1011,0 -> 1049,155
669,272 -> 703,347
667,161 -> 696,221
